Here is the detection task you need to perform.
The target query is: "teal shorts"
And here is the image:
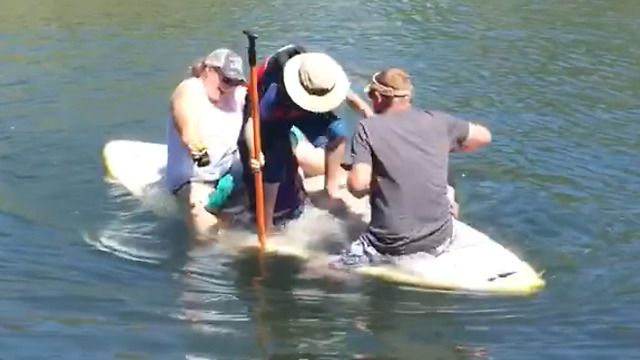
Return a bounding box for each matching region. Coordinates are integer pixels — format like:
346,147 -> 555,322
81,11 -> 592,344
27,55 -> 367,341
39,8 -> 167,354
289,125 -> 306,149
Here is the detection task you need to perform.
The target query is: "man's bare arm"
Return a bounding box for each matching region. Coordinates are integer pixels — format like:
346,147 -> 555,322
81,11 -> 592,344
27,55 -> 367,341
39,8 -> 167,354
347,163 -> 372,199
457,123 -> 491,152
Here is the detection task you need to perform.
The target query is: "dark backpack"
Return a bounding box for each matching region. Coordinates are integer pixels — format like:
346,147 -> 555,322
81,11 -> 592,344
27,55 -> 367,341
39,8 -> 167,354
262,43 -> 308,86
258,44 -> 308,117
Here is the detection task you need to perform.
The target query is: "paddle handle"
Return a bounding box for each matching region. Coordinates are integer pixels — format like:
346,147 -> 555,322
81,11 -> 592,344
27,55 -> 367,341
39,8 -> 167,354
243,30 -> 258,66
243,30 -> 267,248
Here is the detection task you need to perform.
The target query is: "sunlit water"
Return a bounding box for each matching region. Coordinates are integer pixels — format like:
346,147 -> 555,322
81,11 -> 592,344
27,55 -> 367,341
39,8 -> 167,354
1,0 -> 639,358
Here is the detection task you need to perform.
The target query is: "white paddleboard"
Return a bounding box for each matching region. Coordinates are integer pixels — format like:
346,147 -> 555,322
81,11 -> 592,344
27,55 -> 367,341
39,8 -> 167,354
102,139 -> 545,296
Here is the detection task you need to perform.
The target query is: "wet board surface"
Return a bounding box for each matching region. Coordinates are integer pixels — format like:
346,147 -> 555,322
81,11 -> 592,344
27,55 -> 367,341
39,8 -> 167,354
102,139 -> 545,296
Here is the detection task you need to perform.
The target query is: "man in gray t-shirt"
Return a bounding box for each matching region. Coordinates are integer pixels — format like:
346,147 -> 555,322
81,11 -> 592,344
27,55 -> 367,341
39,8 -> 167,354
334,67 -> 491,266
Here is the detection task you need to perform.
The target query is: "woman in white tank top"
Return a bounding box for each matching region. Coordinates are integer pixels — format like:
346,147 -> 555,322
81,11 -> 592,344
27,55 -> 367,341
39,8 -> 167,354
165,48 -> 247,242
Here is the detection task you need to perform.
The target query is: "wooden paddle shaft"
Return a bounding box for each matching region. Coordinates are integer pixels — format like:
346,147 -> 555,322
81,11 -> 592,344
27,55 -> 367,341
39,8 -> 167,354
243,30 -> 267,247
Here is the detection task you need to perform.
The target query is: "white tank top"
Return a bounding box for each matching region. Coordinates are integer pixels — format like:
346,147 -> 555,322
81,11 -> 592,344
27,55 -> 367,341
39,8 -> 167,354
165,78 -> 246,192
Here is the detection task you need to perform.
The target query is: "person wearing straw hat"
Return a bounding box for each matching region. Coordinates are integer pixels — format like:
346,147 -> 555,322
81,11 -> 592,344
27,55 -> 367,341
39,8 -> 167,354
330,67 -> 492,267
240,44 -> 371,231
253,44 -> 371,182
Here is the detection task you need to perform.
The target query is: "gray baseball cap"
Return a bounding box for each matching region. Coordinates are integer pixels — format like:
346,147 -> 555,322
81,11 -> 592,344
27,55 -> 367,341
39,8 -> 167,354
203,48 -> 245,82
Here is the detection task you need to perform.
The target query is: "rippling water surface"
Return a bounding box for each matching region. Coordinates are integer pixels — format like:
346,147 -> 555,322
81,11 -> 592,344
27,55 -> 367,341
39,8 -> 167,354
1,0 -> 639,358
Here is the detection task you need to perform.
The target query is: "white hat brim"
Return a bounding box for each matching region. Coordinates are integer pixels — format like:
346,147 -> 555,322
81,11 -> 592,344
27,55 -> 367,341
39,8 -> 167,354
283,53 -> 350,113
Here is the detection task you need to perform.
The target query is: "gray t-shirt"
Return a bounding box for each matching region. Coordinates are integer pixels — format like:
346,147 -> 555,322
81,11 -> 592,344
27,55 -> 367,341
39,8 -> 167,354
344,108 -> 470,256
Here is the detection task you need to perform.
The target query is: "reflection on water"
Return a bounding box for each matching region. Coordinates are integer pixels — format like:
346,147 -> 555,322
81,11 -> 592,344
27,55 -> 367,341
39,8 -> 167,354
86,186 -> 505,358
2,0 -> 640,357
172,245 -> 517,359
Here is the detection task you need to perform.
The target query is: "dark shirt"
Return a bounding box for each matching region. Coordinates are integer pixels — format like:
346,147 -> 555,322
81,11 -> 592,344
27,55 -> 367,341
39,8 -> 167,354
344,108 -> 470,256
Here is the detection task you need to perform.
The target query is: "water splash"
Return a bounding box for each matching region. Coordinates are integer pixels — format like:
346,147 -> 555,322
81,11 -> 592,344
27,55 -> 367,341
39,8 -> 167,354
83,182 -> 181,264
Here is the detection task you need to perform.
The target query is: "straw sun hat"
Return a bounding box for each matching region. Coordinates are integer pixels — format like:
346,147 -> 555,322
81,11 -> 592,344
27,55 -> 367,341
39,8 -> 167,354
282,52 -> 350,113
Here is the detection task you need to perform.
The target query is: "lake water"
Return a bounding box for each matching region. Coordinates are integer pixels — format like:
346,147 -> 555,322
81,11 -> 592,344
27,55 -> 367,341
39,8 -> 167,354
1,0 -> 639,358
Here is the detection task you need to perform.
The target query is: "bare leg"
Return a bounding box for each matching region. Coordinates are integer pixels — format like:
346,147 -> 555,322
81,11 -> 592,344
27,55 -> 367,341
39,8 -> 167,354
294,140 -> 325,177
176,182 -> 220,243
324,137 -> 347,198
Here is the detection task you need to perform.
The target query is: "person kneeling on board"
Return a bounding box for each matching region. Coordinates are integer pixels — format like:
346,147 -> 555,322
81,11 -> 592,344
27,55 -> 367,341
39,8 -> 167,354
447,166 -> 460,219
331,67 -> 491,268
165,48 -> 247,242
241,48 -> 370,231
249,44 -> 372,197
